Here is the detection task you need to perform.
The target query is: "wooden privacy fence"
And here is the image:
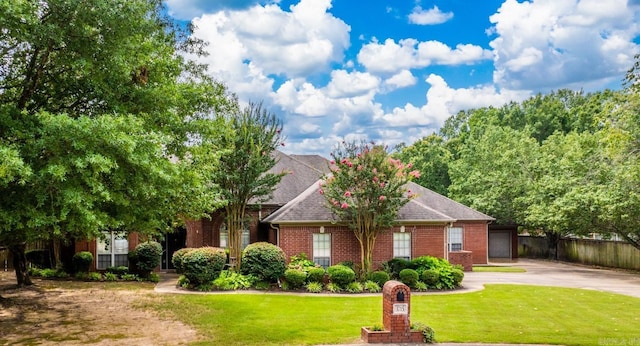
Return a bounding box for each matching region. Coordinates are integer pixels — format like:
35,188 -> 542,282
519,236 -> 640,271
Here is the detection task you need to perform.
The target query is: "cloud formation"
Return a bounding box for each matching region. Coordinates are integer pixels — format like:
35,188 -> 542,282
489,0 -> 639,90
408,5 -> 454,25
165,0 -> 640,155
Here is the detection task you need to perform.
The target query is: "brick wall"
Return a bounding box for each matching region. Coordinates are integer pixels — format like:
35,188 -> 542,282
459,222 -> 488,264
278,223 -> 472,267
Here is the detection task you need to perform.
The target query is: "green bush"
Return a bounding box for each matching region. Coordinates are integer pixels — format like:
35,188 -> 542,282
284,268 -> 307,289
177,275 -> 190,288
326,282 -> 342,293
382,258 -> 410,279
367,270 -> 390,287
130,241 -> 162,276
254,281 -> 270,290
452,268 -> 464,286
72,251 -> 93,273
103,272 -> 118,281
421,269 -> 440,286
412,322 -> 436,343
306,267 -> 325,283
28,267 -> 42,277
181,247 -> 227,287
363,280 -> 381,293
241,242 -> 286,282
171,248 -> 192,274
89,272 -> 103,281
121,273 -> 139,281
306,281 -> 323,293
345,281 -> 363,293
327,265 -> 356,287
414,281 -> 428,291
106,266 -> 129,276
399,268 -> 419,288
212,270 -> 253,290
288,253 -> 317,270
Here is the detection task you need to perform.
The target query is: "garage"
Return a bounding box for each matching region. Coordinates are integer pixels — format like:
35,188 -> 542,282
489,230 -> 513,259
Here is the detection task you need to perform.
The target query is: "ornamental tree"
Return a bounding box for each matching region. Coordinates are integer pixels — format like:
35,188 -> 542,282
320,142 -> 419,277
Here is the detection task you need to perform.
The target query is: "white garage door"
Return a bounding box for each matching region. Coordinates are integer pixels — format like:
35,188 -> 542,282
489,231 -> 511,258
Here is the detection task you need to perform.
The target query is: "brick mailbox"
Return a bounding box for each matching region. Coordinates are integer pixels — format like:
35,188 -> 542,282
361,280 -> 423,343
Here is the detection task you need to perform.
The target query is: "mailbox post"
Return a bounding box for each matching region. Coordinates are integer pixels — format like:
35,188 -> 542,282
361,280 -> 424,343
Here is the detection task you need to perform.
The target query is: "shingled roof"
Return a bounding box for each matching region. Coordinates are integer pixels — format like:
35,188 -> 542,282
252,151 -> 329,206
262,180 -> 494,224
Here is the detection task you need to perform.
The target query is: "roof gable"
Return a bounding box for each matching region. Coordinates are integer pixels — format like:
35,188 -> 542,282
263,179 -> 494,224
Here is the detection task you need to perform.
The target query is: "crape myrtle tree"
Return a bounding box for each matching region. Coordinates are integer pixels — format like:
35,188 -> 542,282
0,0 -> 233,286
211,102 -> 287,270
320,142 -> 419,277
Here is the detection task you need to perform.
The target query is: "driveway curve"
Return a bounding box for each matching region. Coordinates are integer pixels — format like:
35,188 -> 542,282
460,259 -> 640,299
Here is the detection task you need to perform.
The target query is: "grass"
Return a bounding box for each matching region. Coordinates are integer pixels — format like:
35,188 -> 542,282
153,285 -> 640,346
472,266 -> 527,272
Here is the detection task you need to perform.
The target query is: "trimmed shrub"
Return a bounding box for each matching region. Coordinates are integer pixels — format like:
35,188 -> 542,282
327,264 -> 356,287
241,242 -> 286,282
171,248 -> 192,274
284,268 -> 307,289
421,269 -> 440,286
367,270 -> 390,287
399,268 -> 419,288
452,268 -> 464,286
181,247 -> 227,286
106,266 -> 129,276
382,258 -> 410,279
307,267 -> 326,283
130,241 -> 162,277
72,251 -> 93,274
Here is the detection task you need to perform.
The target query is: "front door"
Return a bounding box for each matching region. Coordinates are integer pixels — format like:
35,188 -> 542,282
161,227 -> 186,270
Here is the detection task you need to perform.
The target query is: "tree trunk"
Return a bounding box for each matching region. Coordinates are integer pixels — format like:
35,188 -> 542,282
545,232 -> 560,260
9,243 -> 33,287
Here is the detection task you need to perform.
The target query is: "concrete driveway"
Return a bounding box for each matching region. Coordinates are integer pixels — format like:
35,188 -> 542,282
460,259 -> 640,299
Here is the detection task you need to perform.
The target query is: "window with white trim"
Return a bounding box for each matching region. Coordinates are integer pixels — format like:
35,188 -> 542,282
219,223 -> 250,249
393,232 -> 411,260
96,231 -> 129,269
448,227 -> 463,251
313,233 -> 331,269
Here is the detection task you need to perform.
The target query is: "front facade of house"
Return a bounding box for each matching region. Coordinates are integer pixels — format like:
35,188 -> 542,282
75,151 -> 496,272
186,151 -> 494,271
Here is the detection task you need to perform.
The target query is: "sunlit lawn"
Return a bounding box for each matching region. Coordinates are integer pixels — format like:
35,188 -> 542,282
153,285 -> 640,346
472,266 -> 527,273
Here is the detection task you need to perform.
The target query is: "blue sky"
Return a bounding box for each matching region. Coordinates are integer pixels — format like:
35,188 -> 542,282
165,0 -> 640,155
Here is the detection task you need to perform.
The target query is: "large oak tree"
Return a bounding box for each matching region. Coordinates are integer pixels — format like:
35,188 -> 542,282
0,0 -> 233,286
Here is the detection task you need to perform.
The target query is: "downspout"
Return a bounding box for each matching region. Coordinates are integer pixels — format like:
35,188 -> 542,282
270,223 -> 280,247
445,222 -> 454,261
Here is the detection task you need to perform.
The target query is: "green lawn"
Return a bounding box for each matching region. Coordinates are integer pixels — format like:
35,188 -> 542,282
153,285 -> 640,346
472,266 -> 527,272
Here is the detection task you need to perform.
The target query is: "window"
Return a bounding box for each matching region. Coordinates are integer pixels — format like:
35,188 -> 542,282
313,233 -> 331,269
448,227 -> 463,252
97,231 -> 129,269
393,232 -> 411,260
219,223 -> 250,249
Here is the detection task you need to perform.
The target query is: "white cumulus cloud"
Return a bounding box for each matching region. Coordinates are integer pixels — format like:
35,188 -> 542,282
489,0 -> 640,90
408,5 -> 454,25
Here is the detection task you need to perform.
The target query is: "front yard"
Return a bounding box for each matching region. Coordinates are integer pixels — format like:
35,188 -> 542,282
2,271 -> 639,345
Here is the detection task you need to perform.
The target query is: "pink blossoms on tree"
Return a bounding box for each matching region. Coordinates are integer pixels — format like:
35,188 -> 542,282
319,141 -> 419,276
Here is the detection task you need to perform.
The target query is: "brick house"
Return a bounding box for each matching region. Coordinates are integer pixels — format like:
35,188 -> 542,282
185,151 -> 494,272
